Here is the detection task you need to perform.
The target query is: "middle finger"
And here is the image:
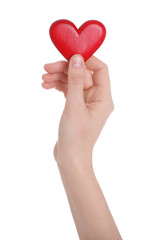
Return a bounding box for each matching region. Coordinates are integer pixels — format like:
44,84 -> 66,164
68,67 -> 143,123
42,72 -> 67,83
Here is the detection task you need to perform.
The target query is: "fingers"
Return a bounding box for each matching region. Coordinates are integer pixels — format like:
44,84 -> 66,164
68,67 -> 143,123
42,59 -> 93,90
66,54 -> 85,106
84,68 -> 93,88
42,80 -> 67,93
42,81 -> 58,89
42,68 -> 93,88
44,60 -> 68,75
86,55 -> 108,73
42,72 -> 67,83
85,55 -> 110,88
42,62 -> 68,94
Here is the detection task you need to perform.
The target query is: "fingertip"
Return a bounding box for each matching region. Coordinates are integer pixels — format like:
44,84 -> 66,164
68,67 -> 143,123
41,82 -> 45,88
44,63 -> 52,72
42,73 -> 46,80
43,64 -> 47,70
41,82 -> 49,90
43,61 -> 69,75
70,54 -> 85,68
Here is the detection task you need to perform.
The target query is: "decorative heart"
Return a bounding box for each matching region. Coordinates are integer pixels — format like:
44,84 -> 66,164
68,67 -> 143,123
49,19 -> 106,61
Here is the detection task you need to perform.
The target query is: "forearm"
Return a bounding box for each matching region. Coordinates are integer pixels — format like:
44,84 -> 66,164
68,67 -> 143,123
57,155 -> 122,240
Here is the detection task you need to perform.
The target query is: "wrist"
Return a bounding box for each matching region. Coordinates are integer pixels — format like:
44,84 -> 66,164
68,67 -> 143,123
57,158 -> 96,193
56,151 -> 94,176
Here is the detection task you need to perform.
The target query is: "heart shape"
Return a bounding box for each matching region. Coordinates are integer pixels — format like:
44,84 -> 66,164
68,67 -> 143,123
49,19 -> 106,61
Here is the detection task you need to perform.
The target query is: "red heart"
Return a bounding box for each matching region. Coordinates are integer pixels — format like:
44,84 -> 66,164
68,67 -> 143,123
49,19 -> 106,62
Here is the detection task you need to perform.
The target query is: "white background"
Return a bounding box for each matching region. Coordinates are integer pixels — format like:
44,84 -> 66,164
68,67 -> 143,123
0,0 -> 157,239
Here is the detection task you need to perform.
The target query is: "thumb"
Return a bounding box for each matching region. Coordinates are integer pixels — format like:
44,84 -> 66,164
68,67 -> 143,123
66,54 -> 85,105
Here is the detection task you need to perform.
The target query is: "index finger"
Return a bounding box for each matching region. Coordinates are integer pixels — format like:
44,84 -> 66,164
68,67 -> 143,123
85,55 -> 110,88
85,55 -> 108,73
44,60 -> 68,75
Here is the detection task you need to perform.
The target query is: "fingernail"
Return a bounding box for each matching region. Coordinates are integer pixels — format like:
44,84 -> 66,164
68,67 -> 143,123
72,55 -> 83,68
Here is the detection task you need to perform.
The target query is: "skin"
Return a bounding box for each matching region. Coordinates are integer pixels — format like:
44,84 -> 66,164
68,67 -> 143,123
42,54 -> 122,240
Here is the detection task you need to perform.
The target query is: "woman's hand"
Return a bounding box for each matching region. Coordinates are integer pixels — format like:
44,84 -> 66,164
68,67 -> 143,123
42,54 -> 114,168
42,58 -> 93,98
42,55 -> 122,240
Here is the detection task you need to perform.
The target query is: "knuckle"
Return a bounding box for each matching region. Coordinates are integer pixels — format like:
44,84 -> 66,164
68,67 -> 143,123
109,99 -> 114,112
102,63 -> 109,73
111,101 -> 114,112
102,98 -> 114,113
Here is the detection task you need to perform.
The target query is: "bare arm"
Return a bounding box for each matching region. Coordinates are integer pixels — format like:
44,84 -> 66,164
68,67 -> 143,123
43,54 -> 122,240
57,157 -> 122,240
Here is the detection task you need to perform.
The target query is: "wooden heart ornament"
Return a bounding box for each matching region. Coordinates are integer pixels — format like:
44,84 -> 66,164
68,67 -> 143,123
49,19 -> 106,61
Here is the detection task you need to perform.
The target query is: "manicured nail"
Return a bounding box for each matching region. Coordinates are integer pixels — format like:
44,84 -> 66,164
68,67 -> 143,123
72,55 -> 83,68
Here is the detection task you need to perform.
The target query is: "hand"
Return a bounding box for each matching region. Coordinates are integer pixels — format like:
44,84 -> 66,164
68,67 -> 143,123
42,58 -> 93,98
42,54 -> 114,168
42,55 -> 122,240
